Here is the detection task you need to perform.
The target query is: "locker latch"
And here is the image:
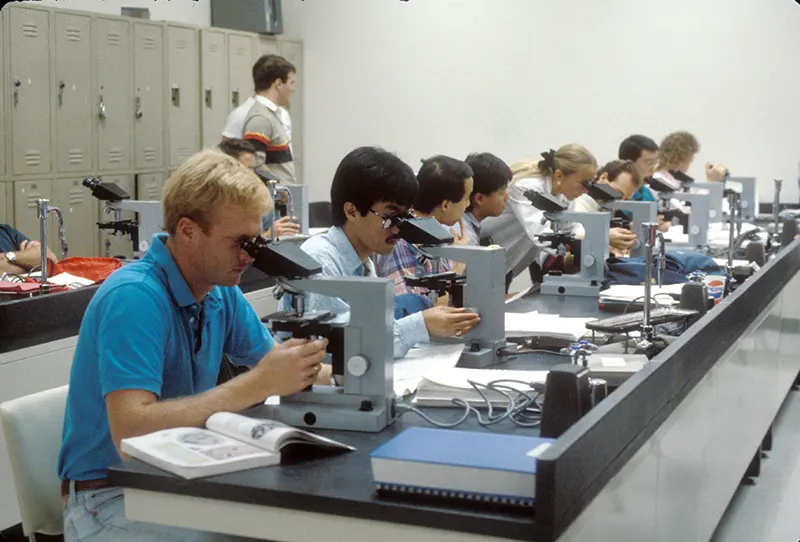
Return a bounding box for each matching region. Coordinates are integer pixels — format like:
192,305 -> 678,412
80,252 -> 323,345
171,85 -> 181,107
205,88 -> 212,109
13,78 -> 21,107
231,89 -> 240,108
135,96 -> 143,119
58,81 -> 66,107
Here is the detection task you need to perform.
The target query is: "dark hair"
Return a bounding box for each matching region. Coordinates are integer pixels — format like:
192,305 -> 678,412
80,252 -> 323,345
596,160 -> 642,188
413,156 -> 473,214
464,153 -> 511,209
618,135 -> 659,162
218,138 -> 256,158
330,147 -> 418,227
252,54 -> 296,93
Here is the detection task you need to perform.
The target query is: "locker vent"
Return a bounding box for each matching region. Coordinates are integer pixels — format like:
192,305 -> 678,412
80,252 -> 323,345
68,150 -> 84,164
143,37 -> 157,49
209,43 -> 219,53
69,189 -> 84,205
24,151 -> 42,166
176,40 -> 188,50
66,28 -> 82,41
144,148 -> 157,162
21,24 -> 39,38
108,149 -> 124,163
236,46 -> 247,56
177,147 -> 189,159
107,32 -> 121,46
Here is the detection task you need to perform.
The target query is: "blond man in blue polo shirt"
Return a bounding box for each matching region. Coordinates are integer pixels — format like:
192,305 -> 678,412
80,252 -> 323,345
58,150 -> 327,541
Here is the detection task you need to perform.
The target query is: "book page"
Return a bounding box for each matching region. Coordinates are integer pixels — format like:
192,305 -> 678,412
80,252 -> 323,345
122,428 -> 270,469
393,343 -> 465,397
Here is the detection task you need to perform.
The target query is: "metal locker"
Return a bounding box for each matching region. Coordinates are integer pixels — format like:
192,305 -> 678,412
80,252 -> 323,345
228,33 -> 254,111
97,174 -> 135,259
12,179 -> 53,242
8,6 -> 52,176
0,8 -> 6,180
95,17 -> 132,172
133,22 -> 165,170
136,172 -> 166,201
255,36 -> 280,63
167,26 -> 200,168
279,40 -> 303,164
200,30 -> 228,148
0,183 -> 8,225
53,178 -> 99,257
54,12 -> 93,174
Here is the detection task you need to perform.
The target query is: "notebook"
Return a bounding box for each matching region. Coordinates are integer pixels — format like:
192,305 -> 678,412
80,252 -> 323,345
370,427 -> 554,506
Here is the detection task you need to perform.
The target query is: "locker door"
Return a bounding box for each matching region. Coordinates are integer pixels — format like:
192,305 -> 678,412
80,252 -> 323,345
133,22 -> 165,170
13,179 -> 53,242
200,30 -> 228,148
167,26 -> 200,168
279,40 -> 303,164
0,9 -> 6,179
54,12 -> 93,174
98,174 -> 135,259
228,33 -> 254,111
0,183 -> 8,225
255,36 -> 280,62
53,178 -> 99,257
136,172 -> 166,201
9,7 -> 51,176
95,18 -> 132,172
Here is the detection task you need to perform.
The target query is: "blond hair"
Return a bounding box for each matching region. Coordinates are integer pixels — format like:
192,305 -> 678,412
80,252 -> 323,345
657,131 -> 699,171
510,144 -> 597,182
163,149 -> 272,235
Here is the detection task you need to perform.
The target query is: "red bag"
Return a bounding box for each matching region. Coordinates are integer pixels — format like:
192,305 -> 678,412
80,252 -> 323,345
51,257 -> 123,283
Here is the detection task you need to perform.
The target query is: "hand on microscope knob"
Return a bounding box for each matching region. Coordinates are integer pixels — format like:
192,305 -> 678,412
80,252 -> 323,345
609,228 -> 638,251
422,306 -> 481,338
264,216 -> 301,238
256,337 -> 329,396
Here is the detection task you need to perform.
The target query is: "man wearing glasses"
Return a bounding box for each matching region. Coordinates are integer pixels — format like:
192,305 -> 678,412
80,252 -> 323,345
279,146 -> 480,359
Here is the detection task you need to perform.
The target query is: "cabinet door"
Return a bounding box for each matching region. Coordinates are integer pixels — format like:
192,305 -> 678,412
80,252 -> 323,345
228,33 -> 254,111
0,183 -> 8,225
136,172 -> 166,201
95,18 -> 132,172
97,174 -> 135,259
279,40 -> 303,164
200,30 -> 228,147
9,7 -> 51,176
13,179 -> 53,243
133,22 -> 165,170
53,178 -> 99,257
54,12 -> 93,173
167,26 -> 200,168
255,36 -> 280,62
0,8 -> 6,179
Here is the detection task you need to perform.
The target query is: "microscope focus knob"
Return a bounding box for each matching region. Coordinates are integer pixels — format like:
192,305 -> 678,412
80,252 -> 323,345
709,210 -> 717,220
582,255 -> 596,268
690,225 -> 700,235
347,355 -> 369,377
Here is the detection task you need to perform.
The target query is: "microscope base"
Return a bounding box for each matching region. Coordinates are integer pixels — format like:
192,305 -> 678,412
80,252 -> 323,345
265,387 -> 396,432
541,277 -> 602,297
456,341 -> 508,369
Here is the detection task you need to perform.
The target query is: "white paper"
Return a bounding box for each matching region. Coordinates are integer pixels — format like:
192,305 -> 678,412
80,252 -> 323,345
600,357 -> 627,368
422,367 -> 549,391
505,284 -> 535,304
599,284 -> 683,305
48,272 -> 95,287
504,311 -> 593,340
392,343 -> 465,397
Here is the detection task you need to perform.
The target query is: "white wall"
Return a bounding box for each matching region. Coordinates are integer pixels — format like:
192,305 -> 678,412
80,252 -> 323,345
281,0 -> 800,204
37,0 -> 210,27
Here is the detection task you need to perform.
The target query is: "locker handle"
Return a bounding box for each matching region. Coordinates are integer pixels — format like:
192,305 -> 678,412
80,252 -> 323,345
58,81 -> 66,107
135,96 -> 143,119
171,85 -> 181,107
99,94 -> 107,120
13,78 -> 21,107
231,89 -> 240,108
205,88 -> 212,109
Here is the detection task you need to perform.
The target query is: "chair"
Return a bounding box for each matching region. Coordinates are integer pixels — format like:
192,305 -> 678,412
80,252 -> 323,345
308,201 -> 333,228
1,385 -> 69,540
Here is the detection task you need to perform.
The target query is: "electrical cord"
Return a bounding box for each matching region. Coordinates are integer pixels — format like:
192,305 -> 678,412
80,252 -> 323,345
396,378 -> 545,429
0,272 -> 25,283
622,294 -> 669,314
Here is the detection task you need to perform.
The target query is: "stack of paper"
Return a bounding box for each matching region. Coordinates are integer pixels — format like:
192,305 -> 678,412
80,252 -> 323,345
392,343 -> 466,397
504,311 -> 593,340
598,284 -> 683,306
414,367 -> 548,408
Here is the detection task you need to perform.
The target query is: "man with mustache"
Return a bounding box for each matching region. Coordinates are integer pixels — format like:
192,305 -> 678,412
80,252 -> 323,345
279,146 -> 480,359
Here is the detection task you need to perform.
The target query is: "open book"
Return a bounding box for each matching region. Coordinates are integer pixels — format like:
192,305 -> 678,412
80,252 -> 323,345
120,412 -> 354,479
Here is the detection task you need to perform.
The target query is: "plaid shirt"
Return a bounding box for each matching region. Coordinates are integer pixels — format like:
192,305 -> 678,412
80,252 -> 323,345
374,239 -> 452,297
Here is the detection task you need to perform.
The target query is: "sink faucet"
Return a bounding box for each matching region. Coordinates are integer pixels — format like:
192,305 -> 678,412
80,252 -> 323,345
36,198 -> 68,291
641,222 -> 663,343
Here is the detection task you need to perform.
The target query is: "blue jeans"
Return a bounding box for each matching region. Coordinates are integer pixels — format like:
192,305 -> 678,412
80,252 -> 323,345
63,485 -> 266,541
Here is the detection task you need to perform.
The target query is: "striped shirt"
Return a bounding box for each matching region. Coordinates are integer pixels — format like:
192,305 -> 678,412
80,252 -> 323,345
374,239 -> 452,298
243,96 -> 296,184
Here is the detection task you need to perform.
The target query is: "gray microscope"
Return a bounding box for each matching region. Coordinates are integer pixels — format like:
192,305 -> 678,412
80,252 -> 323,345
245,237 -> 397,433
393,217 -> 510,368
648,176 -> 711,249
524,189 -> 610,297
584,181 -> 657,259
82,177 -> 162,257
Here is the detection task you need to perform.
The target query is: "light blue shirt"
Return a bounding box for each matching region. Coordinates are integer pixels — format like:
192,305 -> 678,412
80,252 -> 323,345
279,226 -> 429,359
462,211 -> 481,246
58,234 -> 273,481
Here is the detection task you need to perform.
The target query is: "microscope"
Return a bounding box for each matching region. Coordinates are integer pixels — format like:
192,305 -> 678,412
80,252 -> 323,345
728,177 -> 758,222
523,190 -> 610,297
245,237 -> 397,432
82,177 -> 162,257
585,181 -> 657,259
34,199 -> 68,292
649,176 -> 711,249
691,182 -> 725,224
256,170 -> 309,237
393,217 -> 511,368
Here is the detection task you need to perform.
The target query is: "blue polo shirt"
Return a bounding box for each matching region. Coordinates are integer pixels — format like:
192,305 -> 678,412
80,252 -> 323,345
58,234 -> 273,481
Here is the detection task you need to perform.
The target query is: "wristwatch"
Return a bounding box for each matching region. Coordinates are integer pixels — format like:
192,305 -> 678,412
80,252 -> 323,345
5,251 -> 17,263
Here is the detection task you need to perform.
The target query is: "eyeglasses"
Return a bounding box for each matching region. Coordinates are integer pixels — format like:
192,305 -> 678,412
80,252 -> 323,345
368,208 -> 414,229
